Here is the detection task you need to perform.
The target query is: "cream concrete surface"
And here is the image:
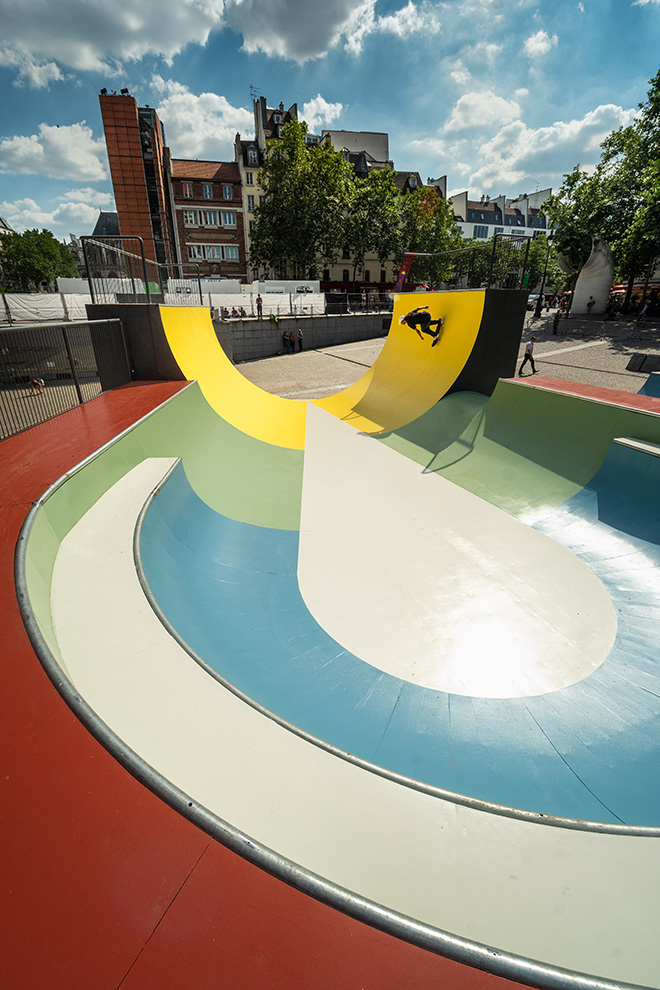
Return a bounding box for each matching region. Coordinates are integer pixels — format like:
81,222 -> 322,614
47,458 -> 660,988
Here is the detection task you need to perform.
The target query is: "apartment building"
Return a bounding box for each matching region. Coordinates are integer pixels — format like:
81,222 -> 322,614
450,189 -> 552,241
171,160 -> 247,280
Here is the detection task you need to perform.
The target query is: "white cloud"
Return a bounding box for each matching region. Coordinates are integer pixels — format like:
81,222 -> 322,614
523,29 -> 558,58
0,0 -> 225,79
226,0 -> 440,62
0,196 -> 102,238
152,77 -> 253,159
448,59 -> 471,86
61,188 -> 114,208
632,0 -> 660,5
0,48 -> 65,87
301,95 -> 344,132
0,123 -> 107,181
467,104 -> 636,190
443,91 -> 521,133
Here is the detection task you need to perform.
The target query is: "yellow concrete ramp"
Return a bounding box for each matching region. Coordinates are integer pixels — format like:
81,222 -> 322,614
315,290 -> 484,432
159,290 -> 485,449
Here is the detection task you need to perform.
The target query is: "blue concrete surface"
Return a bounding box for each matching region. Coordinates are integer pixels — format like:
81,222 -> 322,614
140,454 -> 660,826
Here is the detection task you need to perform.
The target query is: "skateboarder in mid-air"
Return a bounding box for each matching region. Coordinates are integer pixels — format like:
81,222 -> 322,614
399,306 -> 443,346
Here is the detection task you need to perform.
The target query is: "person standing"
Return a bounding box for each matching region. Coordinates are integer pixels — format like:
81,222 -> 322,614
256,293 -> 263,319
288,331 -> 296,353
297,328 -> 304,351
518,337 -> 538,376
282,330 -> 289,354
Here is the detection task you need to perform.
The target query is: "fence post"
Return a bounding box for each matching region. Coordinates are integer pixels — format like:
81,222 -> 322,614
61,325 -> 84,405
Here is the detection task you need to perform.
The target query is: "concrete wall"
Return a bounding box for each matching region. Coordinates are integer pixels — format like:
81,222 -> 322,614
218,313 -> 389,363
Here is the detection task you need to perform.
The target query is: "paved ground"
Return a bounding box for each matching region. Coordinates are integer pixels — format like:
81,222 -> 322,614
238,309 -> 660,399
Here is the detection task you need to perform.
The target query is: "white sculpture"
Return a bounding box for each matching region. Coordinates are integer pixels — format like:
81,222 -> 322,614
556,235 -> 614,315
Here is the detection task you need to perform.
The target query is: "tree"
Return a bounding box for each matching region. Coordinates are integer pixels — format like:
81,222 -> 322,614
543,71 -> 660,305
343,168 -> 400,285
391,187 -> 463,288
250,119 -> 353,279
0,228 -> 79,292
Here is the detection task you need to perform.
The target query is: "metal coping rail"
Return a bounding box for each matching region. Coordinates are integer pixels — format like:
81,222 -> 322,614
12,387 -> 658,990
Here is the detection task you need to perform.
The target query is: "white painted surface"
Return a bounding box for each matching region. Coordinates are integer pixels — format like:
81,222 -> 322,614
298,405 -> 616,698
48,458 -> 660,987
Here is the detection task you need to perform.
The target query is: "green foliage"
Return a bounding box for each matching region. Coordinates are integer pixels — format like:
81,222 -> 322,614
249,120 -> 462,285
543,71 -> 660,283
0,228 -> 79,291
250,119 -> 353,278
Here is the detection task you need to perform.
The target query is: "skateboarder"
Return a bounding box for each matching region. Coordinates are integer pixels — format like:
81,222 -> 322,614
399,306 -> 443,346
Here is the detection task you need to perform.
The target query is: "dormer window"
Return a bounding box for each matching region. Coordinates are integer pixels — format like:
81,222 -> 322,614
273,113 -> 281,123
409,177 -> 417,188
247,147 -> 258,165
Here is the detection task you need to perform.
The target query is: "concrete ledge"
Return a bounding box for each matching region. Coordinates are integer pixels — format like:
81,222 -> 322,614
217,313 -> 389,363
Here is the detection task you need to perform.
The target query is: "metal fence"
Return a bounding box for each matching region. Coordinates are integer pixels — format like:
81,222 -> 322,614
81,235 -> 204,306
0,319 -> 131,441
402,233 -> 532,291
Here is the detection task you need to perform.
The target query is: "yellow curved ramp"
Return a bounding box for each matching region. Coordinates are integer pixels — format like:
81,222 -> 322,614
314,290 -> 485,432
159,290 -> 485,449
160,305 -> 307,449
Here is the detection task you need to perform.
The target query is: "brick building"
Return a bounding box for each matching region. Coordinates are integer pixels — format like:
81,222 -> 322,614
99,92 -> 179,268
171,161 -> 247,281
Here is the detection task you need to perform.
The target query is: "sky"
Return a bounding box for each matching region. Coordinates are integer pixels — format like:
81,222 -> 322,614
0,0 -> 658,242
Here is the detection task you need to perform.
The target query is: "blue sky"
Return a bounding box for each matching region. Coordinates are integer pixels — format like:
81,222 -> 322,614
0,0 -> 658,241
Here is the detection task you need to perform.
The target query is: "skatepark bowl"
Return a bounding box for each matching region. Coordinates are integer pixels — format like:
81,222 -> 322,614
4,289 -> 660,989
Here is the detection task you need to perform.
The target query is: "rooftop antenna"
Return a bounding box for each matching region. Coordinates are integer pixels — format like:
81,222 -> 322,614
250,85 -> 261,104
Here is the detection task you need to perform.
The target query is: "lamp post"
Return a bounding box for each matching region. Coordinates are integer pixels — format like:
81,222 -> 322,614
534,232 -> 554,319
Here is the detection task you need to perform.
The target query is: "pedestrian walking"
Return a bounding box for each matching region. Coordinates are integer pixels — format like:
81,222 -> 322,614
518,337 -> 538,376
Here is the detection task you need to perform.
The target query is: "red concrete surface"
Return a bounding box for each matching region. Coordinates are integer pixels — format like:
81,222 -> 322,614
512,375 -> 660,414
0,383 -> 525,990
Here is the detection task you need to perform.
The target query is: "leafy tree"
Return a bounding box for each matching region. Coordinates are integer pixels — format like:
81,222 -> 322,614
343,168 -> 400,285
250,119 -> 353,279
0,228 -> 79,292
544,71 -> 660,306
391,187 -> 463,288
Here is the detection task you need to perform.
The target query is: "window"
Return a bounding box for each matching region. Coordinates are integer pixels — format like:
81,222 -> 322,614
183,210 -> 198,226
323,269 -> 330,281
223,184 -> 233,200
200,210 -> 218,226
364,270 -> 370,283
342,269 -> 349,282
222,211 -> 237,227
342,247 -> 351,259
273,113 -> 281,123
225,245 -> 239,261
246,171 -> 254,185
409,177 -> 417,188
494,227 -> 503,235
205,245 -> 222,259
473,224 -> 489,238
259,195 -> 265,205
182,182 -> 193,198
380,270 -> 387,283
203,183 -> 213,199
249,220 -> 256,233
187,244 -> 203,259
247,195 -> 255,212
247,148 -> 258,165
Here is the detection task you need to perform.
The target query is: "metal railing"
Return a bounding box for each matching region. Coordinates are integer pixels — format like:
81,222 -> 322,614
81,236 -> 204,305
398,233 -> 532,291
0,319 -> 130,441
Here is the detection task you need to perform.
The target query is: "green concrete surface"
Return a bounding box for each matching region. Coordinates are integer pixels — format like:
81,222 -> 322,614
379,380 -> 660,517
